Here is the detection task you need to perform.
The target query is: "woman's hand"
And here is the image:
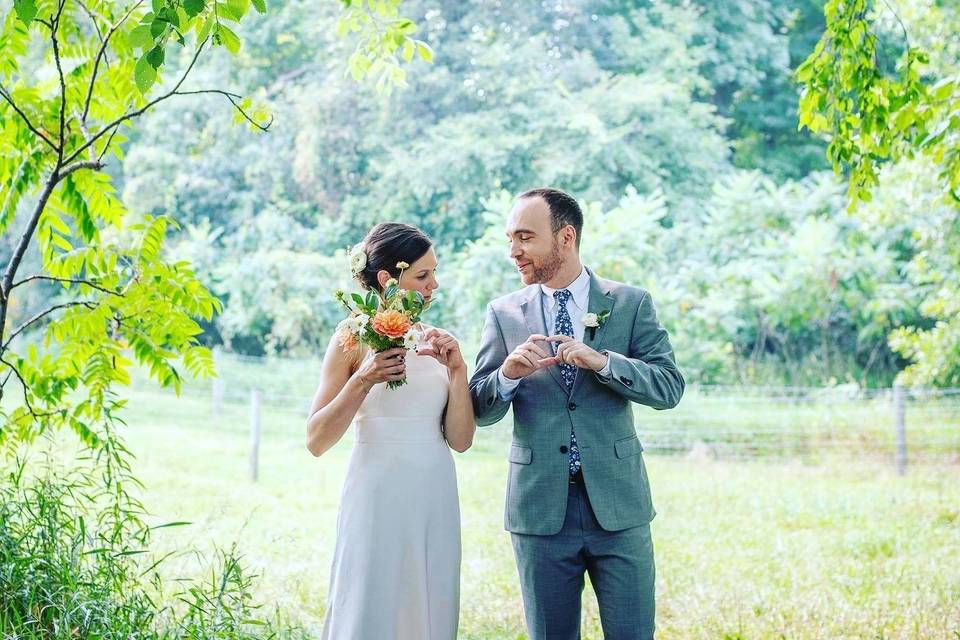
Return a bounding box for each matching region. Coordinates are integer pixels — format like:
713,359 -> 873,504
418,328 -> 466,373
355,347 -> 408,390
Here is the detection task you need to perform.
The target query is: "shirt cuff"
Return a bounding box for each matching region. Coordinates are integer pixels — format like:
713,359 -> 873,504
497,367 -> 521,400
595,352 -> 612,380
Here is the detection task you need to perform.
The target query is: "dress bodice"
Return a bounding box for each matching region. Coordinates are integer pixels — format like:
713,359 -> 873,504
354,350 -> 450,443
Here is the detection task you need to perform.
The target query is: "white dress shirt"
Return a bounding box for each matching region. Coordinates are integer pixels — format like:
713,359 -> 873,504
497,267 -> 611,399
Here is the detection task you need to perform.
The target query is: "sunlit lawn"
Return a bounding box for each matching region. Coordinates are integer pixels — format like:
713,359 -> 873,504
120,380 -> 960,639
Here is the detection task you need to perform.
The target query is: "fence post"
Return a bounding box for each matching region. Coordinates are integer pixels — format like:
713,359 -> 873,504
893,382 -> 907,475
249,388 -> 262,482
212,377 -> 224,418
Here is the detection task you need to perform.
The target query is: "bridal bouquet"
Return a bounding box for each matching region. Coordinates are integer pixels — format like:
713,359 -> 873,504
334,251 -> 427,389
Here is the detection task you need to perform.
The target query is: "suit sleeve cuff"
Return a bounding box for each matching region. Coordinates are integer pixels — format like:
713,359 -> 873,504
497,367 -> 521,400
595,351 -> 612,380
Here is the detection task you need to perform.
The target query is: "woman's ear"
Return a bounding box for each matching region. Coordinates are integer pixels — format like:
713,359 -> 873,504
376,269 -> 392,289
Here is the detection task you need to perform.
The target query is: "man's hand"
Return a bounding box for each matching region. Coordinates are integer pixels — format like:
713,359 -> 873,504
553,336 -> 609,371
502,334 -> 567,380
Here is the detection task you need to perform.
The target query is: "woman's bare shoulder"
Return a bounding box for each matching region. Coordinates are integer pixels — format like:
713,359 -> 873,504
324,329 -> 370,374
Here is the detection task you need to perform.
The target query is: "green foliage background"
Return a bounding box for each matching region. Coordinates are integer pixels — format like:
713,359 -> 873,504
57,0 -> 952,387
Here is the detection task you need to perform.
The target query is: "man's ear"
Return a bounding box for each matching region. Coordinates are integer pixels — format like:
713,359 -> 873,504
563,225 -> 578,250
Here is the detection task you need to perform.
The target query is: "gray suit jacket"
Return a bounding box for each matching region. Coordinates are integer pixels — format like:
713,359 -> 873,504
469,268 -> 684,535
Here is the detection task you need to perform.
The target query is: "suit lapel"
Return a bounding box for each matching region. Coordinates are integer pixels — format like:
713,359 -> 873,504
571,269 -> 615,398
520,286 -> 567,392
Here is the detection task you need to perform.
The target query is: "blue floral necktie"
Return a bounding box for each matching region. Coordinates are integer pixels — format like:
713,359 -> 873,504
553,289 -> 581,476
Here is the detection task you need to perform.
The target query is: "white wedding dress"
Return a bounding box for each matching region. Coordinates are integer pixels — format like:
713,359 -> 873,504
321,350 -> 461,640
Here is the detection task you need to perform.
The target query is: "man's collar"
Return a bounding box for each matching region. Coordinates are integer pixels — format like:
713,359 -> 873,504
540,266 -> 589,308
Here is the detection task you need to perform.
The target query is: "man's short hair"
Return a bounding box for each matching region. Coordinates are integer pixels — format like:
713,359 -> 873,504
518,187 -> 583,247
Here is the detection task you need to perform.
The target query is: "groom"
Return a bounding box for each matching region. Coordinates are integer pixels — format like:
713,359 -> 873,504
469,188 -> 684,639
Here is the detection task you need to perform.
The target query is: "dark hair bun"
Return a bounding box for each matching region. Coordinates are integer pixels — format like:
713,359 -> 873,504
353,222 -> 433,291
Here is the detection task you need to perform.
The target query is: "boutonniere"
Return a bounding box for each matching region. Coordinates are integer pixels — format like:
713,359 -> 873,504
582,309 -> 611,340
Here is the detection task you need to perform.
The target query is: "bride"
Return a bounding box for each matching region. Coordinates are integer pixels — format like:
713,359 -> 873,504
306,222 -> 476,640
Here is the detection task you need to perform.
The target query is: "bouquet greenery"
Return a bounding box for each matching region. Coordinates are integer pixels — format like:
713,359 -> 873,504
335,257 -> 427,389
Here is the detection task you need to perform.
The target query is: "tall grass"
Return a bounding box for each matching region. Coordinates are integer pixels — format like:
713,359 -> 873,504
0,427 -> 301,640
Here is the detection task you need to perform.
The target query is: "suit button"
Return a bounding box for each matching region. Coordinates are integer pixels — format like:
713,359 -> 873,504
559,445 -> 568,454
568,402 -> 577,411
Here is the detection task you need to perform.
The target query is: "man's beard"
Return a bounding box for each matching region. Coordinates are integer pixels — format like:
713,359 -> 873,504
531,241 -> 563,284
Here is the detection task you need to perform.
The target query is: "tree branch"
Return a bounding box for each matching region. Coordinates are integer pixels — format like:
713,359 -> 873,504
65,38 -> 209,166
174,90 -> 273,131
0,84 -> 59,152
51,0 -> 69,166
879,0 -> 911,52
74,111 -> 99,162
3,301 -> 99,350
53,0 -> 67,27
1,176 -> 60,304
77,0 -> 105,43
97,124 -> 123,162
0,159 -> 102,307
63,160 -> 106,177
11,275 -> 123,297
82,0 -> 145,124
0,355 -> 58,420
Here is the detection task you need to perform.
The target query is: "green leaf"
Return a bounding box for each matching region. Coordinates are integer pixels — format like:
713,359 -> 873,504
216,0 -> 242,22
347,52 -> 371,80
150,16 -> 168,38
127,24 -> 154,49
149,520 -> 193,530
251,0 -> 266,14
13,0 -> 38,24
134,54 -> 157,94
183,0 -> 206,17
226,0 -> 251,19
158,6 -> 182,29
52,233 -> 73,252
216,24 -> 241,54
196,14 -> 215,41
146,45 -> 165,69
415,40 -> 433,63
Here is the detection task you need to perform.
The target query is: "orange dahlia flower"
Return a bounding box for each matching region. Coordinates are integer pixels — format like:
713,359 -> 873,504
338,328 -> 359,352
371,309 -> 412,339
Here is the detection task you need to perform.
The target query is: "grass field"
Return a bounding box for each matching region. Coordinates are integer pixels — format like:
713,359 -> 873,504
116,369 -> 960,640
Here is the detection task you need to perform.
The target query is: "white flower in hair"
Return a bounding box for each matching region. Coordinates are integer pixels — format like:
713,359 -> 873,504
349,243 -> 367,274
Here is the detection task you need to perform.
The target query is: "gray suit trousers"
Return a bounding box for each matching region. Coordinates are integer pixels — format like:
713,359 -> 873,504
511,479 -> 656,640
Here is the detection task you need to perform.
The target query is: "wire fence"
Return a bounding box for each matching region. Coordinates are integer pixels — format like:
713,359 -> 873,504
127,351 -> 960,475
